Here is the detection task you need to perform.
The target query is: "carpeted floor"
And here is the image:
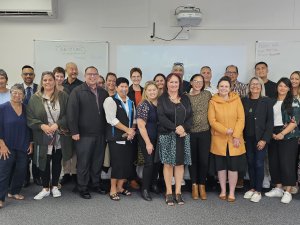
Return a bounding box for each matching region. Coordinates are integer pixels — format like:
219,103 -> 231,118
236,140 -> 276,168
1,182 -> 300,225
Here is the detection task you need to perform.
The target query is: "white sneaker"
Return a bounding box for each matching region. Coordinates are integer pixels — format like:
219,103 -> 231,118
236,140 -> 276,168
290,186 -> 298,195
250,192 -> 262,203
51,187 -> 61,198
265,188 -> 284,197
181,179 -> 186,186
34,189 -> 50,200
281,191 -> 292,204
171,177 -> 175,185
244,190 -> 255,199
262,176 -> 270,189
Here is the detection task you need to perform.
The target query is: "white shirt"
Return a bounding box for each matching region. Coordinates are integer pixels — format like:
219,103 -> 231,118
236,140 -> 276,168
103,94 -> 137,144
273,100 -> 284,126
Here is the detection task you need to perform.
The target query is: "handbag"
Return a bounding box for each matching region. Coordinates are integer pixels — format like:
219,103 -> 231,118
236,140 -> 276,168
42,132 -> 56,145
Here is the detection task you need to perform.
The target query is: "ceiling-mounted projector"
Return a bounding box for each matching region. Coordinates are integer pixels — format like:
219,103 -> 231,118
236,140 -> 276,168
175,5 -> 202,27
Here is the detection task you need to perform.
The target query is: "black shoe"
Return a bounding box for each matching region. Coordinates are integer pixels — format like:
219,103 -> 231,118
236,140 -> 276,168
23,180 -> 30,188
33,178 -> 43,186
79,190 -> 91,199
92,187 -> 107,195
72,185 -> 78,193
61,174 -> 72,185
72,174 -> 77,184
141,189 -> 152,201
151,184 -> 160,194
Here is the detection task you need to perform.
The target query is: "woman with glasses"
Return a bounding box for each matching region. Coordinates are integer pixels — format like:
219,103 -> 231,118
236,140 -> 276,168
242,77 -> 273,203
187,74 -> 212,200
27,71 -> 72,200
0,84 -> 33,208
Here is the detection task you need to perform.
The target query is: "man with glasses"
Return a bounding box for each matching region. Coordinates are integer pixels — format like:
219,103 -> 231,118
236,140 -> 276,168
67,66 -> 108,199
225,65 -> 247,98
20,65 -> 41,187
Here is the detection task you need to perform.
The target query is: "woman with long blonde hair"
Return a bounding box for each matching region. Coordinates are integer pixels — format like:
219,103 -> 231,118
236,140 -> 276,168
137,81 -> 160,201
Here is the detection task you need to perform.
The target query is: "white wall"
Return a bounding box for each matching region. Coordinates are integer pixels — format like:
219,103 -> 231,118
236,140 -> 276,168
1,0 -> 300,86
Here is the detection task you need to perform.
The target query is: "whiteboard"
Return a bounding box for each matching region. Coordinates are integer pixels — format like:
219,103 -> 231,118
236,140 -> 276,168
34,40 -> 109,82
256,41 -> 300,82
117,45 -> 249,85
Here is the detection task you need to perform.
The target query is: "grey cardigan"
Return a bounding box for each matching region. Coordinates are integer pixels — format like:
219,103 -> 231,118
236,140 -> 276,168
27,91 -> 72,171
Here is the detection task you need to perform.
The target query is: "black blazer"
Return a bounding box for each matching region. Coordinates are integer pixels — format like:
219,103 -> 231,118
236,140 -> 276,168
157,92 -> 193,134
127,85 -> 144,106
242,96 -> 274,143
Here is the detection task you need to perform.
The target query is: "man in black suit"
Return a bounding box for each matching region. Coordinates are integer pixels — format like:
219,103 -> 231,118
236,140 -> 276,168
21,65 -> 41,187
67,66 -> 108,199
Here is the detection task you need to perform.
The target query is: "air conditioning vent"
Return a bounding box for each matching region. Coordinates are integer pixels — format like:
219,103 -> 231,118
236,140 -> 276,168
0,0 -> 56,18
0,11 -> 51,16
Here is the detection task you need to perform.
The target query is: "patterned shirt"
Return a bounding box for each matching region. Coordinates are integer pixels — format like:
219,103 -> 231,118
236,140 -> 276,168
232,80 -> 248,98
187,90 -> 211,133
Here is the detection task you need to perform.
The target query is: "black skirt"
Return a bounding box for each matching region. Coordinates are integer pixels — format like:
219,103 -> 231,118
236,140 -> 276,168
209,147 -> 246,174
109,141 -> 134,179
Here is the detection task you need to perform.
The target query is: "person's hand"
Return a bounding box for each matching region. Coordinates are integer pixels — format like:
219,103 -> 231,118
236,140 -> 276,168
41,124 -> 54,135
257,140 -> 266,150
233,137 -> 240,148
127,128 -> 136,137
226,128 -> 233,135
175,125 -> 185,135
72,134 -> 80,141
0,144 -> 10,160
49,123 -> 59,133
146,142 -> 154,155
273,133 -> 284,141
27,143 -> 33,155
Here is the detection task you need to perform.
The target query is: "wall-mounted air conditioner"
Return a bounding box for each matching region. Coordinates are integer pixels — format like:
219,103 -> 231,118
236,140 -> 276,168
0,0 -> 57,17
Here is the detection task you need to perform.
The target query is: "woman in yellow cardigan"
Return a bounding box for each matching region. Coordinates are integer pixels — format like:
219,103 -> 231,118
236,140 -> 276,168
208,76 -> 246,202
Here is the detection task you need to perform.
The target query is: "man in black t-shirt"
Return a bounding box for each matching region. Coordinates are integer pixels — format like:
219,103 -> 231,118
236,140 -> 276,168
255,62 -> 277,99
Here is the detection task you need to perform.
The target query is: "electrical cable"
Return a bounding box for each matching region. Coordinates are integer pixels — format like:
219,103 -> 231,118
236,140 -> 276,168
153,26 -> 184,41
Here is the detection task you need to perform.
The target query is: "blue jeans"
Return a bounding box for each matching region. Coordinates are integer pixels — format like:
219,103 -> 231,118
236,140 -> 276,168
0,149 -> 27,201
245,136 -> 267,192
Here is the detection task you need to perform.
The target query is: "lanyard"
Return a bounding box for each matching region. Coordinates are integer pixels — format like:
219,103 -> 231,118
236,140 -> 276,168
115,94 -> 133,128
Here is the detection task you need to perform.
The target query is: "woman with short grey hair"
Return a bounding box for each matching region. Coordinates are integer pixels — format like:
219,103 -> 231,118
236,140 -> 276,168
0,83 -> 33,208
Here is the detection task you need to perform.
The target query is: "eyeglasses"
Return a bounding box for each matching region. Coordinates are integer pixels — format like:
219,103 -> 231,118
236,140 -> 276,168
11,91 -> 24,96
226,71 -> 237,75
173,62 -> 184,66
23,73 -> 34,76
86,73 -> 99,77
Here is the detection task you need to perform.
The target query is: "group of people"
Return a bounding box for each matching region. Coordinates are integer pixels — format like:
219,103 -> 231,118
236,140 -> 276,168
0,61 -> 300,209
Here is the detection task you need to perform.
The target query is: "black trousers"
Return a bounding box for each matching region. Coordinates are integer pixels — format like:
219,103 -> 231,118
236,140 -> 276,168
269,138 -> 298,186
137,134 -> 159,191
25,154 -> 40,182
188,130 -> 211,185
40,149 -> 62,188
75,136 -> 105,192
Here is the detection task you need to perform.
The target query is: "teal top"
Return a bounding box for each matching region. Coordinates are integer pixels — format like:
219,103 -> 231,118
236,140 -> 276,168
281,98 -> 300,139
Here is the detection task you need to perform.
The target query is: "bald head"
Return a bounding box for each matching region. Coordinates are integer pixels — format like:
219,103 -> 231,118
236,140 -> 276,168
65,62 -> 78,82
